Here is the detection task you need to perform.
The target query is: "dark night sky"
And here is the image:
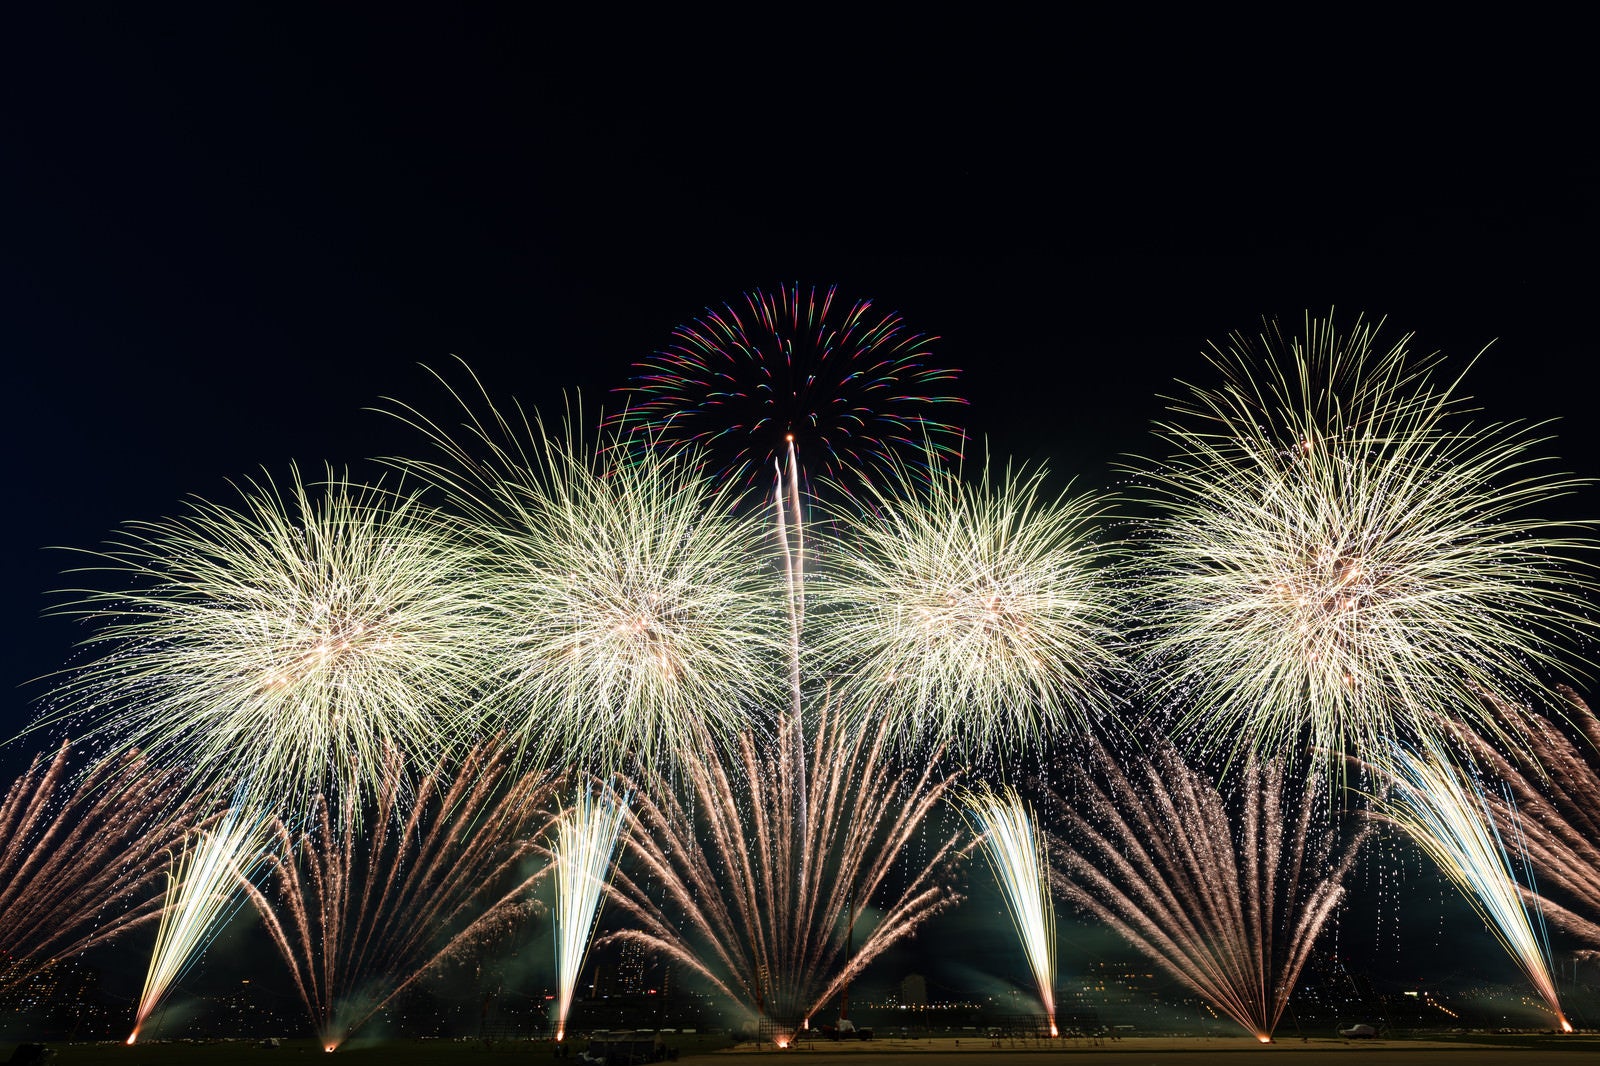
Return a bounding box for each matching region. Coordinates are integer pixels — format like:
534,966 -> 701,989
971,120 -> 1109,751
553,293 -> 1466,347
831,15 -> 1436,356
2,9 -> 1596,999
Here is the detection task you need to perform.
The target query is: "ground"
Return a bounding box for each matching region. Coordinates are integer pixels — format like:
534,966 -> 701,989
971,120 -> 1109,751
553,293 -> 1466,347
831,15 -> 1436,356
4,1033 -> 1598,1064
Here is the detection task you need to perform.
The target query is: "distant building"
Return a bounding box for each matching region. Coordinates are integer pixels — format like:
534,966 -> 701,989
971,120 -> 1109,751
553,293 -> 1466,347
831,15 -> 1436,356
900,974 -> 927,1006
618,940 -> 647,995
0,958 -> 103,1039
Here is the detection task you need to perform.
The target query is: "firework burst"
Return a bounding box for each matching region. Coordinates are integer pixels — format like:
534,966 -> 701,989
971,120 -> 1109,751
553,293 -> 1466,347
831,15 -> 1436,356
814,455 -> 1121,758
241,740 -> 558,1051
1048,737 -> 1367,1043
602,703 -> 964,1040
1368,736 -> 1570,1032
550,783 -> 630,1042
610,283 -> 966,499
959,786 -> 1057,1036
129,805 -> 271,1043
1132,313 -> 1595,764
44,464 -> 492,814
384,368 -> 785,772
0,743 -> 202,993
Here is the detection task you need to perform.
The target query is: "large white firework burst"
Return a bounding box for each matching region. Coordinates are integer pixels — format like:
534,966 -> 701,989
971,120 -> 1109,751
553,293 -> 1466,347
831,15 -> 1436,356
44,465 -> 491,813
1132,313 -> 1595,764
812,454 -> 1122,758
384,365 -> 785,772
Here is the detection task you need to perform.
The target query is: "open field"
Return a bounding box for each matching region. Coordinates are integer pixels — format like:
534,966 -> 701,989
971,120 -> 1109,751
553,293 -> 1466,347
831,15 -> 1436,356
5,1033 -> 1599,1065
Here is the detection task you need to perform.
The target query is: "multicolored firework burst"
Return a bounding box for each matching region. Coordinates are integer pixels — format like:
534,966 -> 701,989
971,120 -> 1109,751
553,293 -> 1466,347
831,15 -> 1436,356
385,370 -> 784,772
1368,735 -> 1571,1032
1048,736 -> 1367,1043
550,782 -> 630,1042
814,454 -> 1122,758
602,704 -> 963,1043
1131,313 -> 1595,764
610,283 -> 966,499
241,740 -> 558,1051
129,805 -> 271,1043
0,743 -> 202,993
44,464 -> 492,814
959,786 -> 1057,1036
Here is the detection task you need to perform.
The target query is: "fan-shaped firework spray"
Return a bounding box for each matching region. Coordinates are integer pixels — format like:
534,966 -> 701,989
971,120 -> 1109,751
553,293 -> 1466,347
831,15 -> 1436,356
605,706 -> 962,1043
959,785 -> 1057,1036
1049,738 -> 1366,1043
1460,687 -> 1600,948
128,806 -> 271,1043
1369,736 -> 1570,1032
550,783 -> 630,1042
0,743 -> 203,993
242,742 -> 559,1051
601,455 -> 964,1043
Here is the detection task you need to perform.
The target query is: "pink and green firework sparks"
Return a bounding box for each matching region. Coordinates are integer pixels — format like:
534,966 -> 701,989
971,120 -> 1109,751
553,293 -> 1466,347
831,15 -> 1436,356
610,283 -> 967,498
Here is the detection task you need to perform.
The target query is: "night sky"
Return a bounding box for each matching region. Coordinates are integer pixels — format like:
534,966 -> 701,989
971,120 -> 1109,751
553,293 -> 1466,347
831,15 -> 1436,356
3,9 -> 1596,1002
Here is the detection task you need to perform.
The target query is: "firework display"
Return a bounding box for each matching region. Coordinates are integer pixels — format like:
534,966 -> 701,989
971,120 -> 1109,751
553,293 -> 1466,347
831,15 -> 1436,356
959,785 -> 1057,1036
550,783 -> 630,1042
0,743 -> 202,993
241,742 -> 558,1051
1131,314 -> 1594,764
14,296 -> 1600,1049
385,372 -> 785,772
1369,736 -> 1571,1032
1049,738 -> 1367,1043
129,806 -> 271,1043
815,455 -> 1121,757
604,703 -> 963,1042
610,283 -> 966,499
1459,687 -> 1600,948
44,465 -> 492,815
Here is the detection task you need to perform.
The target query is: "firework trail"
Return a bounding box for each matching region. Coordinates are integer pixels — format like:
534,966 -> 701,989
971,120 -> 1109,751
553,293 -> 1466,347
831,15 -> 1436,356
959,786 -> 1057,1036
383,369 -> 785,772
603,704 -> 964,1042
1369,735 -> 1571,1032
1456,687 -> 1600,948
815,453 -> 1122,758
43,464 -> 492,815
240,740 -> 558,1051
610,283 -> 967,500
1048,737 -> 1366,1043
551,783 -> 630,1042
129,805 -> 271,1043
599,448 -> 964,1041
0,743 -> 202,993
1131,313 -> 1595,765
